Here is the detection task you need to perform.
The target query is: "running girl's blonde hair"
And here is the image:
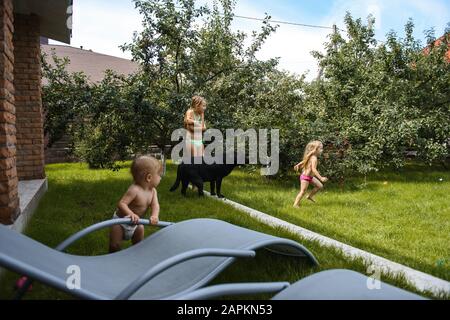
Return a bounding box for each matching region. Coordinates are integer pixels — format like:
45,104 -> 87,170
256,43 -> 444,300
298,140 -> 323,170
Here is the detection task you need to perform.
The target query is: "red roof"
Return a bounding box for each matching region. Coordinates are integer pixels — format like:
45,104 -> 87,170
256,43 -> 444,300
422,34 -> 450,62
41,44 -> 140,84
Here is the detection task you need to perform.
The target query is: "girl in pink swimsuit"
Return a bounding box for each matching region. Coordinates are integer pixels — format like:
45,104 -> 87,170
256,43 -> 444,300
293,141 -> 328,208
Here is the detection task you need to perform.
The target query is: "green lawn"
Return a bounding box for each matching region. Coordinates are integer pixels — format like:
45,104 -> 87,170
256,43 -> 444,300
215,162 -> 450,282
0,162 -> 447,299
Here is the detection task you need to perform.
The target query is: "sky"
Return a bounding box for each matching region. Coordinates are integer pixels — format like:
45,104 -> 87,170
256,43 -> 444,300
52,0 -> 450,81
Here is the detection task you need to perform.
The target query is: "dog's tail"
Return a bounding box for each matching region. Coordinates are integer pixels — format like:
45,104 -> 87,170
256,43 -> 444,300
169,164 -> 181,192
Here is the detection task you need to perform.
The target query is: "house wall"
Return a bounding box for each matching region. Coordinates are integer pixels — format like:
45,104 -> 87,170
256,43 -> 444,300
0,4 -> 46,225
45,133 -> 75,164
13,13 -> 45,181
0,0 -> 19,224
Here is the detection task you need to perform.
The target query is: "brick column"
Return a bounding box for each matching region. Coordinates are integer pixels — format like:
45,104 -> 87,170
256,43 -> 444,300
0,0 -> 20,224
13,14 -> 45,180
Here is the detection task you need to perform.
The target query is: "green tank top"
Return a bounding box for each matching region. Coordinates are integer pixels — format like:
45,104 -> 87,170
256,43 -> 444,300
193,112 -> 202,126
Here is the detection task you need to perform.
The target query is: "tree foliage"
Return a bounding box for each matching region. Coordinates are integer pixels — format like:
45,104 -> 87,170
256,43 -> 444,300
120,0 -> 278,138
301,14 -> 450,180
42,5 -> 449,177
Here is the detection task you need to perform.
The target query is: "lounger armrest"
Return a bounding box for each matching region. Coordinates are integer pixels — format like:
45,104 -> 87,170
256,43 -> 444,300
115,248 -> 256,300
173,282 -> 290,300
56,218 -> 173,251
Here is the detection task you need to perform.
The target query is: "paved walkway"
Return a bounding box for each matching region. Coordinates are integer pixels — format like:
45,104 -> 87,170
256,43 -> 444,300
7,179 -> 48,233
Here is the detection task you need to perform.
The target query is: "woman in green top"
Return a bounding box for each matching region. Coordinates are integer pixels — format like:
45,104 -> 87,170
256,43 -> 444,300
184,95 -> 207,157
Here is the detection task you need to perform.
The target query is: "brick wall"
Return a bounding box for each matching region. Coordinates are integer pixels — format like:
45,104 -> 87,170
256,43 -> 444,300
0,0 -> 19,224
45,133 -> 76,164
13,14 -> 45,180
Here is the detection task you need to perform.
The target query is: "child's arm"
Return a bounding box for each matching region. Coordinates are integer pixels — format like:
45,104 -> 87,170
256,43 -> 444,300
311,157 -> 328,182
201,113 -> 206,132
293,161 -> 302,172
185,110 -> 198,134
184,109 -> 195,125
149,189 -> 160,225
117,186 -> 140,224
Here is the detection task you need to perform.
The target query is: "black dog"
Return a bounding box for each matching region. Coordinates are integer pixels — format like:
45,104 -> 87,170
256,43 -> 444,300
169,154 -> 240,198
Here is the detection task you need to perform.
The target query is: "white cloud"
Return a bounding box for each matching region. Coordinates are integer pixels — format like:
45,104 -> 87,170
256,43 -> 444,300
367,3 -> 382,30
321,0 -> 380,30
50,0 -> 450,82
51,0 -> 142,59
227,1 -> 331,80
321,0 -> 449,40
254,25 -> 329,79
407,0 -> 450,36
409,0 -> 448,19
51,0 -> 330,80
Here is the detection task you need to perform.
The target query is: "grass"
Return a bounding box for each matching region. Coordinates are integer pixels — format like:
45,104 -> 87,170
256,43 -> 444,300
0,161 -> 448,300
216,162 -> 450,282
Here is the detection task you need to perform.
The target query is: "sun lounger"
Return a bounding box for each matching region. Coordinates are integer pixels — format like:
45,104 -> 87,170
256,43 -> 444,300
0,218 -> 317,300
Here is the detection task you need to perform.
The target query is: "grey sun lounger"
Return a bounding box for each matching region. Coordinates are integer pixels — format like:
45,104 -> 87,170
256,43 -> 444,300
0,218 -> 318,300
177,269 -> 427,300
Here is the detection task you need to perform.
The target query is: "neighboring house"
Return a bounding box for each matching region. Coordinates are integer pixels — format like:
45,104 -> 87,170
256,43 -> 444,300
423,33 -> 450,62
41,43 -> 140,164
0,0 -> 72,226
41,42 -> 140,84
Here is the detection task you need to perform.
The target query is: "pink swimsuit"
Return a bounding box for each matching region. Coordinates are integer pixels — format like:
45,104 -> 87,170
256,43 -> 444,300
300,174 -> 313,182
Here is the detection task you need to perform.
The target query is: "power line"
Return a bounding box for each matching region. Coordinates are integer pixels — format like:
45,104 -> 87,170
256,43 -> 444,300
235,15 -> 386,43
173,5 -> 339,31
233,14 -> 336,30
173,6 -> 385,43
236,15 -> 384,43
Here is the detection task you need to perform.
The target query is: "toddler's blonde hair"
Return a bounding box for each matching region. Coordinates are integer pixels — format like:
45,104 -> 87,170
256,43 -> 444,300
131,155 -> 161,183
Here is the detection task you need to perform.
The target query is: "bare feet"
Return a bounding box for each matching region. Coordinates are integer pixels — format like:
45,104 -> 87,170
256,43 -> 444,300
307,196 -> 316,203
293,204 -> 300,208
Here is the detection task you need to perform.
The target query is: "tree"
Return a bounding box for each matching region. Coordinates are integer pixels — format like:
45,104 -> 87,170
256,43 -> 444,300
120,0 -> 279,147
43,0 -> 280,169
304,13 -> 450,181
41,50 -> 91,147
42,7 -> 449,176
